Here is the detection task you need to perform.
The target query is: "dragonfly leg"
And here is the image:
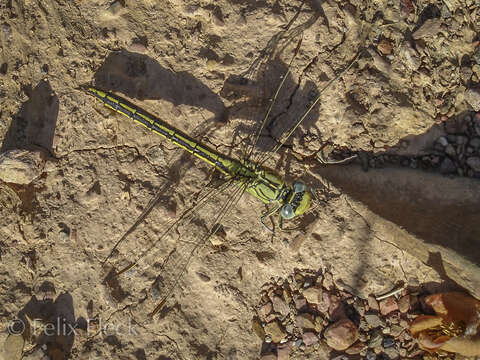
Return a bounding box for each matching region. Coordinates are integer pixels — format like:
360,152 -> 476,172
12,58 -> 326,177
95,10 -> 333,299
261,205 -> 280,233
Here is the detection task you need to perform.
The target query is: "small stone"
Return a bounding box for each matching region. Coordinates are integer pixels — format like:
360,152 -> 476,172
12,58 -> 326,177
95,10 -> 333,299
368,330 -> 383,349
259,302 -> 273,319
466,157 -> 480,171
264,321 -> 287,343
465,88 -> 480,111
456,135 -> 468,145
399,348 -> 407,357
302,332 -> 319,346
324,319 -> 359,351
345,341 -> 366,354
397,295 -> 410,313
364,314 -> 384,328
445,144 -> 456,157
302,287 -> 322,304
294,296 -> 307,310
0,149 -> 45,184
107,1 -> 124,15
384,346 -> 399,359
260,354 -> 276,360
377,39 -> 393,55
272,296 -> 290,316
129,42 -> 147,53
366,350 -> 377,360
469,138 -> 480,148
390,324 -> 403,338
379,297 -> 398,316
317,291 -> 331,313
322,272 -> 334,289
314,316 -> 324,332
296,313 -> 316,330
437,136 -> 448,147
382,337 -> 395,348
252,318 -> 265,340
439,157 -> 456,174
277,343 -> 292,360
294,339 -> 302,347
367,295 -> 379,311
382,326 -> 391,335
412,18 -> 442,39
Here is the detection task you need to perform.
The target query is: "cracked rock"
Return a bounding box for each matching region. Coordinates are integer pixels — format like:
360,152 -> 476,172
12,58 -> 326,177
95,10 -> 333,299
0,149 -> 45,184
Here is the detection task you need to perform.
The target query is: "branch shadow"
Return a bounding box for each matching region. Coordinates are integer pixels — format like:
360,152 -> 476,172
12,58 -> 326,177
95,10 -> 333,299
92,49 -> 227,123
1,80 -> 59,154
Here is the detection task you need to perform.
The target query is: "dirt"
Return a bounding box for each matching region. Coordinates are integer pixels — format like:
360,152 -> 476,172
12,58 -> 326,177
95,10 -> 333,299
0,0 -> 479,359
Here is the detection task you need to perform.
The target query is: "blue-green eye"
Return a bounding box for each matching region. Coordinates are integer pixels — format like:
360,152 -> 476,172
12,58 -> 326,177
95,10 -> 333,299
281,204 -> 295,219
293,182 -> 306,193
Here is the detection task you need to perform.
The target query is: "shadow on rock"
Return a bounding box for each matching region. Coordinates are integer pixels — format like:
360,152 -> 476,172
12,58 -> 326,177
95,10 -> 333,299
93,50 -> 227,122
1,80 -> 59,154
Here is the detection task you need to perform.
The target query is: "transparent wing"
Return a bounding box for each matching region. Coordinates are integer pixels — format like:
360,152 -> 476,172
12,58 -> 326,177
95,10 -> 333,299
102,175 -> 248,320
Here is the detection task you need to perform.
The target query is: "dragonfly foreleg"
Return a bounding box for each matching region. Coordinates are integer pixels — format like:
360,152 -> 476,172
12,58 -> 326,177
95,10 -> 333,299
261,204 -> 281,233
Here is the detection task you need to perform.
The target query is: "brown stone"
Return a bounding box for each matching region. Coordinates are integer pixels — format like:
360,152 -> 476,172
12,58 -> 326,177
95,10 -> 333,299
296,313 -> 315,330
264,320 -> 287,343
252,318 -> 265,340
302,332 -> 319,346
397,295 -> 410,313
345,341 -> 366,354
259,302 -> 273,319
324,318 -> 359,351
379,296 -> 398,315
272,296 -> 290,316
260,354 -> 276,360
302,287 -> 322,304
294,296 -> 307,310
367,295 -> 379,311
377,39 -> 393,55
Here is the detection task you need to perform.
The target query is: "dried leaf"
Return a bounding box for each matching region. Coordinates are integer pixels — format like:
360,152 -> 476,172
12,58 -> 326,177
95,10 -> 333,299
410,315 -> 443,335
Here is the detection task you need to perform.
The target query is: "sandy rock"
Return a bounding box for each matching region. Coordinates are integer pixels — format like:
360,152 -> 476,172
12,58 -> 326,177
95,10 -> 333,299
302,332 -> 319,346
264,321 -> 286,343
302,287 -> 322,304
294,296 -> 307,310
397,295 -> 410,313
379,297 -> 398,315
324,319 -> 358,351
465,89 -> 480,111
277,342 -> 292,360
3,334 -> 24,360
0,149 -> 45,184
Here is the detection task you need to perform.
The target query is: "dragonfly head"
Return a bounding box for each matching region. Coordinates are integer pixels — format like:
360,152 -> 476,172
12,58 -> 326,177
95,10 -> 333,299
280,181 -> 311,220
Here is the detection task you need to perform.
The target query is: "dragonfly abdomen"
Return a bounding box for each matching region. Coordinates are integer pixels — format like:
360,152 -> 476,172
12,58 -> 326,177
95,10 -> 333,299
89,88 -> 241,177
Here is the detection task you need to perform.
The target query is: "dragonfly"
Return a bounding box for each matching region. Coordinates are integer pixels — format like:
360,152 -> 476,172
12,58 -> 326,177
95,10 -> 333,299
89,43 -> 361,318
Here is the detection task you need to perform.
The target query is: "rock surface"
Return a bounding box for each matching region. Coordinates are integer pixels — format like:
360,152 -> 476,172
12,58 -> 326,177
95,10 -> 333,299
324,319 -> 359,351
0,149 -> 45,184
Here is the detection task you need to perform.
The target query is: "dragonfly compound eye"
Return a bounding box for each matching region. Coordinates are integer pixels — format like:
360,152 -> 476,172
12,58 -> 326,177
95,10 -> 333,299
280,204 -> 295,219
293,181 -> 307,193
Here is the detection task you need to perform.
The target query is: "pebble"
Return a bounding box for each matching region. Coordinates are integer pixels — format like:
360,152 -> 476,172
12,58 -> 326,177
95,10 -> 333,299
367,295 -> 380,311
0,149 -> 45,184
259,302 -> 272,318
107,1 -> 124,15
368,330 -> 383,349
466,157 -> 480,171
296,313 -> 315,330
345,341 -> 366,354
382,336 -> 395,348
390,324 -> 403,338
377,39 -> 393,55
412,18 -> 442,39
469,137 -> 480,148
324,318 -> 359,351
277,344 -> 291,360
383,346 -> 399,359
294,296 -> 307,310
379,297 -> 398,316
465,89 -> 480,111
264,321 -> 286,343
252,318 -> 265,339
302,287 -> 322,304
260,354 -> 276,360
272,296 -> 290,316
364,314 -> 384,328
302,332 -> 319,346
397,295 -> 410,313
437,136 -> 448,147
445,144 -> 456,157
439,157 -> 456,174
366,350 -> 377,360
